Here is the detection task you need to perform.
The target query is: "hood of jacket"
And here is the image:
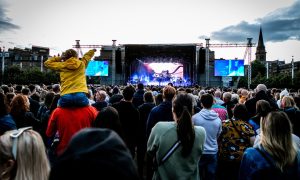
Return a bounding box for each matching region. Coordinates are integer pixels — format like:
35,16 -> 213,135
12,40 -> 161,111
198,109 -> 219,120
64,57 -> 82,70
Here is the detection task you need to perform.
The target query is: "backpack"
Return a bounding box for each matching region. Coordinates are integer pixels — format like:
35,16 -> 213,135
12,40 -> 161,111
218,119 -> 253,162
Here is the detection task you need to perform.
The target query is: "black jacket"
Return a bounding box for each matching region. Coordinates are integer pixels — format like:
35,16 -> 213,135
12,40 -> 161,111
112,101 -> 140,156
245,90 -> 278,118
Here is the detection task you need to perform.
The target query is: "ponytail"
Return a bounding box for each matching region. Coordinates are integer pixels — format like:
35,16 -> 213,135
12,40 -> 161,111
173,94 -> 195,157
177,107 -> 195,157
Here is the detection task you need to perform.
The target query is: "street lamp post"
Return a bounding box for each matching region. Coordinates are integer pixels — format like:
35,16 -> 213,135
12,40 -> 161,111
1,47 -> 5,84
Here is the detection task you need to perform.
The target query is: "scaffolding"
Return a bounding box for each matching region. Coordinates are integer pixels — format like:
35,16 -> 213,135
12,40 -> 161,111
205,38 -> 254,89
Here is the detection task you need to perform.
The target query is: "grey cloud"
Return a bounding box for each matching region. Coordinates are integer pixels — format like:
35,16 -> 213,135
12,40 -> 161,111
202,0 -> 300,43
0,1 -> 20,32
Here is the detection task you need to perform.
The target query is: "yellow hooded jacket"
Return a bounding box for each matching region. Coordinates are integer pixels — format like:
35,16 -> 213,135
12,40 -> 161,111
44,50 -> 95,96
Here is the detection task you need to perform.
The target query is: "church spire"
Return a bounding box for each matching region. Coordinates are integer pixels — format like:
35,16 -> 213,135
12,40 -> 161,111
256,26 -> 266,62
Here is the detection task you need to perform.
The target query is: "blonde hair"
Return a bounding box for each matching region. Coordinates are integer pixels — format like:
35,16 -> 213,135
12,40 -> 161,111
282,96 -> 298,109
0,129 -> 50,180
260,111 -> 297,171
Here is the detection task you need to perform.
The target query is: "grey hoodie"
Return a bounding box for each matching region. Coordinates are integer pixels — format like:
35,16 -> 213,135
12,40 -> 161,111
192,109 -> 222,154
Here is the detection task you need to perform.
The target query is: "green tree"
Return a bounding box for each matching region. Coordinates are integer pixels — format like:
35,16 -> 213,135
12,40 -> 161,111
251,60 -> 266,78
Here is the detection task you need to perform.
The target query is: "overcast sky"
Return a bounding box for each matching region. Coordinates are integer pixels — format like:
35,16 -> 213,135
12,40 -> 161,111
0,0 -> 299,62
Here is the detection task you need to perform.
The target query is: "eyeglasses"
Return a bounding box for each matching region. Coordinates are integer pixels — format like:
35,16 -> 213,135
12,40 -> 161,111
10,127 -> 32,160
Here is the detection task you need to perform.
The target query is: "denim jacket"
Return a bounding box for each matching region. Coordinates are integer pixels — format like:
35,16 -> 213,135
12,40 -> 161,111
239,145 -> 300,180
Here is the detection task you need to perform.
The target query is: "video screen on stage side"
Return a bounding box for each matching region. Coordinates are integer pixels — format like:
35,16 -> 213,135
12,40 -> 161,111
86,61 -> 109,76
214,59 -> 244,76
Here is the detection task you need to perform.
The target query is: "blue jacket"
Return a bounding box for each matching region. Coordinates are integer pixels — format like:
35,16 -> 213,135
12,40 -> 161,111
146,101 -> 173,138
239,145 -> 300,180
0,114 -> 17,135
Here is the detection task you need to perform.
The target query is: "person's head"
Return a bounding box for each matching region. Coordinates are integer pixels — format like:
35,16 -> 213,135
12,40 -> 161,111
49,94 -> 60,113
231,94 -> 239,105
112,86 -> 120,95
0,127 -> 50,180
260,111 -> 297,171
241,89 -> 249,97
137,83 -> 144,90
52,84 -> 61,94
93,106 -> 123,139
201,93 -> 214,109
233,104 -> 248,121
143,91 -> 154,103
49,128 -> 139,180
30,93 -> 40,102
95,90 -> 107,102
162,85 -> 176,102
214,90 -> 222,98
1,85 -> 9,94
281,96 -> 297,109
222,92 -> 232,103
21,88 -> 30,96
0,92 -> 9,117
294,96 -> 300,109
256,84 -> 267,93
44,92 -> 55,109
28,84 -> 36,94
5,93 -> 15,107
15,85 -> 23,94
172,93 -> 195,157
10,95 -> 30,118
256,100 -> 272,118
155,93 -> 163,106
122,85 -> 135,101
62,49 -> 78,60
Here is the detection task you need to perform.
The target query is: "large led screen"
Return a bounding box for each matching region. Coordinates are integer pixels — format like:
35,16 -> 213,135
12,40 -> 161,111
86,61 -> 109,76
131,61 -> 184,85
214,59 -> 244,76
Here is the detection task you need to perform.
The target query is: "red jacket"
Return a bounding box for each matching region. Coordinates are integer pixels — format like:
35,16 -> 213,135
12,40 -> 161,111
46,106 -> 98,155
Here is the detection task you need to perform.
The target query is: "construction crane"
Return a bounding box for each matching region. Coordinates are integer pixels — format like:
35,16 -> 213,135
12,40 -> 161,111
205,38 -> 255,89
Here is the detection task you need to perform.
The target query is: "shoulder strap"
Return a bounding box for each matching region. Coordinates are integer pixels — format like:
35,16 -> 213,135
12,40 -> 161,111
158,140 -> 181,166
255,147 -> 274,167
255,147 -> 299,177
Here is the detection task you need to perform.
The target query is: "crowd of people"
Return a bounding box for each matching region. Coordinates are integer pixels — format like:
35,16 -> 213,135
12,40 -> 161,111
0,48 -> 300,180
1,82 -> 300,179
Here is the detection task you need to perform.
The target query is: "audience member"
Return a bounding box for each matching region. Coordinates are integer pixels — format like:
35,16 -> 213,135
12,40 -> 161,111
146,85 -> 176,138
222,92 -> 235,119
10,94 -> 40,131
192,93 -> 222,180
245,84 -> 278,118
93,106 -> 124,140
46,101 -> 98,156
133,83 -> 145,108
248,100 -> 272,134
137,91 -> 156,178
218,104 -> 255,180
281,96 -> 300,137
44,49 -> 96,107
109,86 -> 124,105
0,127 -> 50,180
21,87 -> 40,117
112,85 -> 139,157
240,111 -> 300,179
0,92 -> 16,135
49,128 -> 139,180
147,93 -> 206,179
92,90 -> 108,111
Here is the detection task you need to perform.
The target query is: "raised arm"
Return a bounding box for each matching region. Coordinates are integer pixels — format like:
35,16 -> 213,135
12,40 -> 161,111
81,49 -> 96,68
44,56 -> 64,71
